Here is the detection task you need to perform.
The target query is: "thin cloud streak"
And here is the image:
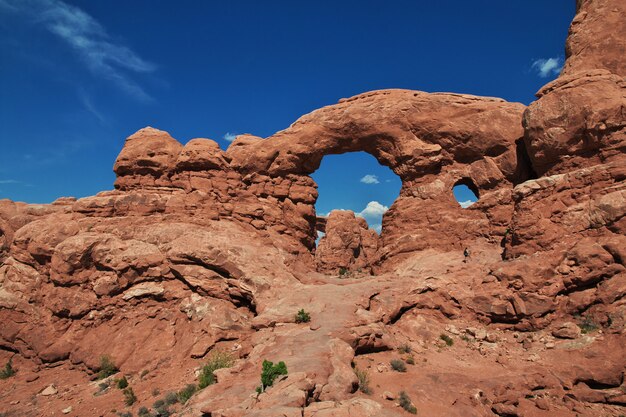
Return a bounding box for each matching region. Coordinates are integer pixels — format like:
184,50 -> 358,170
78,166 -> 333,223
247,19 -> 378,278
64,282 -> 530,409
1,0 -> 156,101
78,89 -> 106,124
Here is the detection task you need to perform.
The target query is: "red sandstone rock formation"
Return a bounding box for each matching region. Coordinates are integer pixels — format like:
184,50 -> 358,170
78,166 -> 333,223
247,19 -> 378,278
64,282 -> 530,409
315,210 -> 380,274
0,1 -> 625,416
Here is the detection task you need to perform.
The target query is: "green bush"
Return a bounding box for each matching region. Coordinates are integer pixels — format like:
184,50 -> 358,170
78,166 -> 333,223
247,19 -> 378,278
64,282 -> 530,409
116,376 -> 129,389
405,355 -> 415,365
258,360 -> 288,393
398,344 -> 412,354
390,359 -> 406,372
578,315 -> 599,334
123,387 -> 137,406
137,407 -> 150,417
177,384 -> 197,404
354,367 -> 371,394
398,391 -> 417,414
164,391 -> 178,405
338,267 -> 348,276
439,334 -> 454,346
295,309 -> 311,323
97,355 -> 119,380
198,350 -> 235,389
0,359 -> 16,379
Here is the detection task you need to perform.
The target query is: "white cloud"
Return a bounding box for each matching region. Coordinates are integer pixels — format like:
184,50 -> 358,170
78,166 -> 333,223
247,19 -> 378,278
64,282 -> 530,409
357,201 -> 389,220
531,57 -> 562,78
360,174 -> 379,184
0,179 -> 20,184
223,132 -> 237,142
370,223 -> 382,234
1,0 -> 155,101
458,200 -> 475,209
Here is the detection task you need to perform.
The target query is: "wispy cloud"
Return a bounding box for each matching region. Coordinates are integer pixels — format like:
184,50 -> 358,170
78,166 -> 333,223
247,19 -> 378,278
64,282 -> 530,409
77,89 -> 106,123
223,132 -> 238,142
1,0 -> 156,101
360,174 -> 380,184
531,57 -> 562,78
0,179 -> 21,184
458,200 -> 475,209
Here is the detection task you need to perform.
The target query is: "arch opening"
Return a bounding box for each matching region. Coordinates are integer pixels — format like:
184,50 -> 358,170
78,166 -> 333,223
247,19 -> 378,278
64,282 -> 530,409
453,178 -> 479,208
311,151 -> 401,243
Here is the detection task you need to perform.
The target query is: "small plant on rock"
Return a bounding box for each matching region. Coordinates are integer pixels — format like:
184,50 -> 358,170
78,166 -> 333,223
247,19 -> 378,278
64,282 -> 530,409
354,367 -> 371,394
116,376 -> 129,389
257,360 -> 288,393
177,384 -> 197,404
398,344 -> 412,354
295,309 -> 311,323
338,267 -> 348,277
405,355 -> 415,365
440,333 -> 454,346
390,359 -> 407,372
164,391 -> 178,405
97,355 -> 119,380
198,350 -> 235,389
0,359 -> 16,379
123,387 -> 137,406
578,315 -> 599,334
398,391 -> 417,414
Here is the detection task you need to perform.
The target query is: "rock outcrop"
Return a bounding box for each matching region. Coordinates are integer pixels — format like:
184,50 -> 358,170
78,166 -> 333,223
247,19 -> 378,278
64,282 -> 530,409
0,1 -> 625,416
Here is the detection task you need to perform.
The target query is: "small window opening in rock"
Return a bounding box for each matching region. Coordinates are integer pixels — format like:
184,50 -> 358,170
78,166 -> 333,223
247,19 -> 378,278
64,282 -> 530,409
311,151 -> 401,243
453,179 -> 479,208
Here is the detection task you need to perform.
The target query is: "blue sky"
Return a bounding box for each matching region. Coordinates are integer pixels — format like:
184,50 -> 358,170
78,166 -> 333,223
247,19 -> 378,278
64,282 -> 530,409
0,0 -> 574,228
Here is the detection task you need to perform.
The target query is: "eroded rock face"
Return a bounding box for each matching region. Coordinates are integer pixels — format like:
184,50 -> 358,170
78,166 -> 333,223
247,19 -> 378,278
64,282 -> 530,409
315,211 -> 380,274
1,1 -> 625,416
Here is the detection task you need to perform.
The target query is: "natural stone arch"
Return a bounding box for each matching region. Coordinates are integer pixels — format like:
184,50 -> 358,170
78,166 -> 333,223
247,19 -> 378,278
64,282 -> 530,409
113,89 -> 529,268
227,89 -> 526,186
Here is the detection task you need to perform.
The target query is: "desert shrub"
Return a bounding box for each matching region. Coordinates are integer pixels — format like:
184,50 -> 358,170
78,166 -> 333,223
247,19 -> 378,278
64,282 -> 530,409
177,384 -> 197,404
295,309 -> 311,323
339,267 -> 348,276
164,391 -> 178,405
198,350 -> 235,389
398,344 -> 412,354
354,367 -> 371,394
116,376 -> 129,389
97,355 -> 119,380
137,407 -> 150,417
151,400 -> 172,417
398,391 -> 417,414
117,412 -> 133,417
439,334 -> 454,346
390,359 -> 406,372
0,359 -> 16,379
578,315 -> 599,334
405,355 -> 415,365
94,380 -> 110,396
257,360 -> 288,393
152,388 -> 161,397
123,387 -> 137,406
